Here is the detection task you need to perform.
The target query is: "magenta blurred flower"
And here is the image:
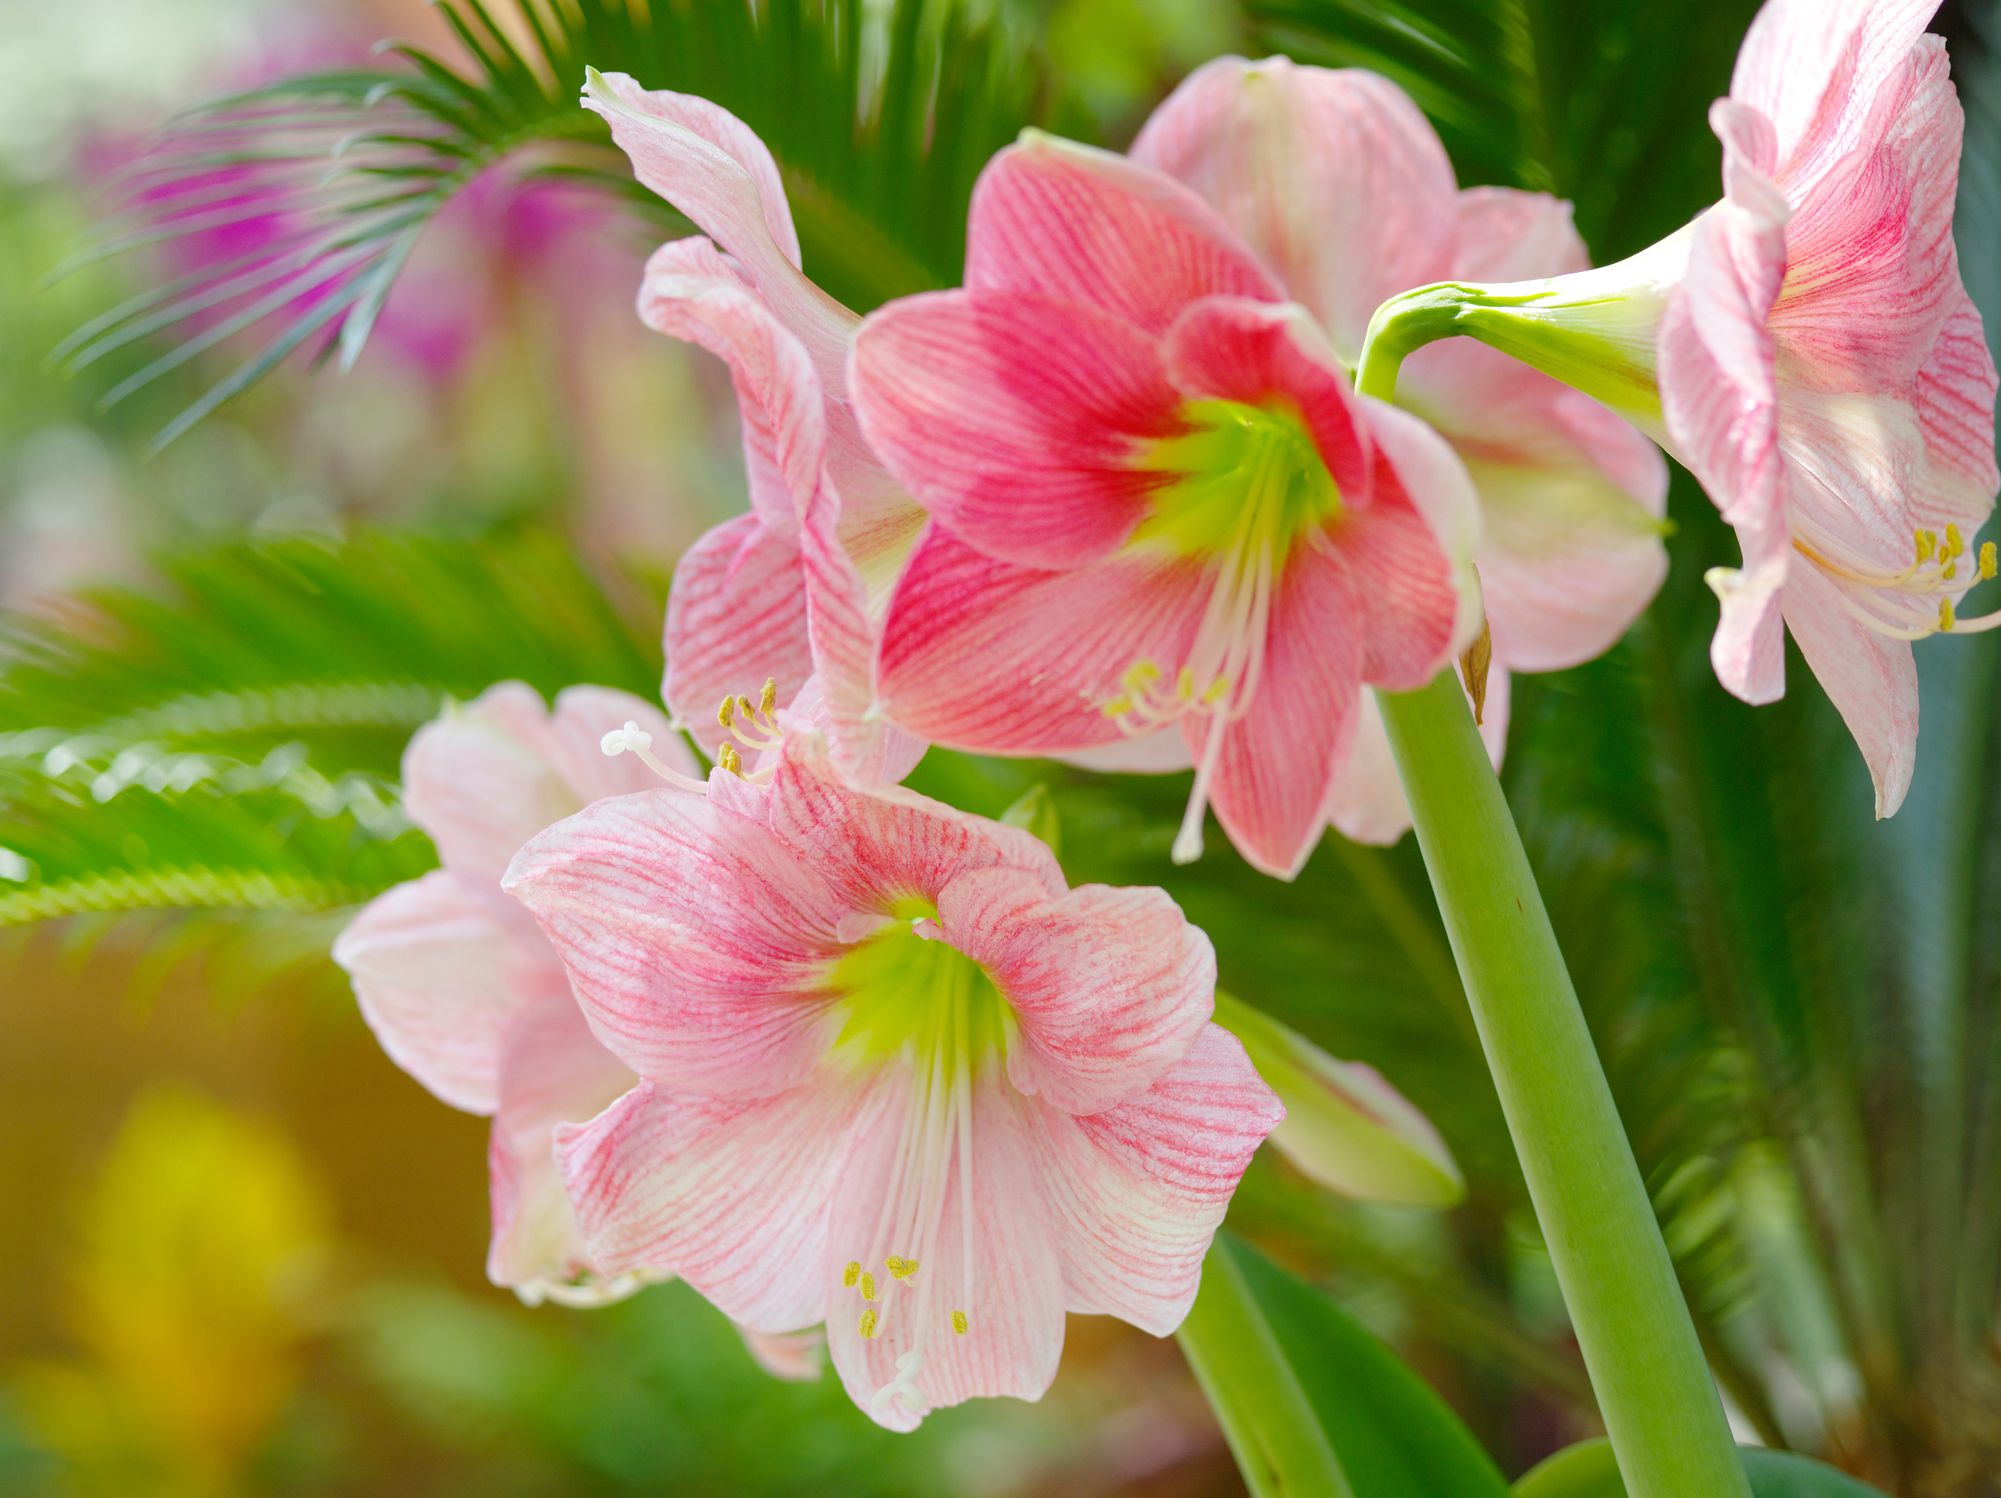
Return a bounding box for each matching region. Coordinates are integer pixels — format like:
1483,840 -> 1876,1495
582,71 -> 926,785
504,730 -> 1281,1429
1373,0 -> 1999,813
845,133 -> 1481,876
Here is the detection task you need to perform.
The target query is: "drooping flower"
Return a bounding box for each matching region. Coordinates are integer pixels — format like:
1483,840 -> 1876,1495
1120,57 -> 1668,843
846,132 -> 1486,876
333,683 -> 675,1304
504,731 -> 1282,1430
1362,0 -> 1999,815
580,71 -> 925,785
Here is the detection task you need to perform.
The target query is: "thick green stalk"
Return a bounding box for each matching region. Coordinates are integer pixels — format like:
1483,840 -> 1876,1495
1375,670 -> 1749,1498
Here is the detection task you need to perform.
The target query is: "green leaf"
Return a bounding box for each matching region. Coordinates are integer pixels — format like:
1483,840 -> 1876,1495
1180,1234 -> 1510,1498
997,783 -> 1061,857
1512,1439 -> 1889,1498
65,0 -> 1049,444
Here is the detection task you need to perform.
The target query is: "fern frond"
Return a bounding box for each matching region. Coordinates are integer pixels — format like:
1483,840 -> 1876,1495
64,0 -> 1045,446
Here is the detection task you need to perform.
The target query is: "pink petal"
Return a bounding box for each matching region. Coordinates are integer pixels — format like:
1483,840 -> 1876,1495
1348,403 -> 1476,685
582,72 -> 856,389
964,131 -> 1283,336
936,866 -> 1215,1114
741,1327 -> 826,1382
1037,1025 -> 1283,1334
1131,57 -> 1457,359
1400,339 -> 1669,672
1451,187 -> 1591,281
1780,558 -> 1920,816
639,236 -> 826,535
876,525 -> 1207,755
1160,297 -> 1368,497
558,1072 -> 883,1331
754,734 -> 1064,910
1709,510 -> 1792,705
1766,40 -> 1962,399
401,682 -> 596,891
822,1071 -> 1064,1432
1324,671 -> 1511,846
1912,289 -> 2001,533
333,871 -> 563,1114
1199,543 -> 1364,879
505,790 -> 849,1098
1731,0 -> 1942,187
849,289 -> 1184,569
487,992 -> 639,1301
663,514 -> 815,763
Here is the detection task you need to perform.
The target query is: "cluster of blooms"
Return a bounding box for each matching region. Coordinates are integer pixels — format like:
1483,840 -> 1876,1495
337,0 -> 1994,1432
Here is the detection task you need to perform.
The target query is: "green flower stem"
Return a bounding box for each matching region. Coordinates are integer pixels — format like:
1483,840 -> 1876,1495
1374,670 -> 1750,1498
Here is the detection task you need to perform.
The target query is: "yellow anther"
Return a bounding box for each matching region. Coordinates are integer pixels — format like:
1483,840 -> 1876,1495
1102,694 -> 1134,718
1982,542 -> 1996,580
859,1308 -> 880,1339
860,1271 -> 878,1301
1940,598 -> 1957,633
843,1261 -> 861,1288
1945,561 -> 1960,581
1122,660 -> 1161,691
1916,528 -> 1936,562
1175,666 -> 1196,701
1948,523 -> 1965,557
885,1256 -> 919,1280
737,694 -> 755,719
760,677 -> 777,715
718,743 -> 743,775
950,1309 -> 968,1335
718,696 -> 736,728
1201,676 -> 1230,705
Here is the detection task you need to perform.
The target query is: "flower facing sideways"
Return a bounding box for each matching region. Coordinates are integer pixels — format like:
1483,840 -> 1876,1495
1130,57 -> 1669,842
580,70 -> 925,786
848,133 -> 1488,877
504,733 -> 1283,1429
1363,0 -> 2000,815
332,683 -> 679,1304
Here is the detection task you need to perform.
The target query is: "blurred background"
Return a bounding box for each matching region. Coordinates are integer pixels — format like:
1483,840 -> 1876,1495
3,1 -> 2000,1494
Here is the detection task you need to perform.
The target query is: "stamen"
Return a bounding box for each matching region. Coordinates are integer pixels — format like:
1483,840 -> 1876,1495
951,1310 -> 968,1335
760,677 -> 777,715
1940,598 -> 1956,633
717,743 -> 743,776
599,721 -> 710,793
843,1261 -> 861,1288
858,1309 -> 879,1339
717,696 -> 735,729
860,1271 -> 878,1301
886,1256 -> 919,1279
1983,543 -> 1997,581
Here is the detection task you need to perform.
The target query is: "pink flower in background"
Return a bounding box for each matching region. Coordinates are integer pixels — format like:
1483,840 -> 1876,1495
505,732 -> 1281,1430
333,683 -> 676,1305
1129,57 -> 1669,843
582,71 -> 926,785
848,133 -> 1481,877
1386,0 -> 1999,814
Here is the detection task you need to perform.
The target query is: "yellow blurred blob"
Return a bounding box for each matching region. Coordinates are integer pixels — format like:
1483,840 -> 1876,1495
10,1084 -> 332,1497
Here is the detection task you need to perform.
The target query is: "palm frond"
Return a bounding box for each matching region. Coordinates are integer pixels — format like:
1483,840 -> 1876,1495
0,527 -> 660,928
61,0 -> 1046,447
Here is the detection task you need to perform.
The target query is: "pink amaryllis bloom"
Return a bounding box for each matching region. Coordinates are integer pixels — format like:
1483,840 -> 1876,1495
1367,0 -> 1999,815
504,732 -> 1282,1430
847,133 -> 1487,877
1126,56 -> 1669,842
579,70 -> 924,785
332,682 -> 678,1304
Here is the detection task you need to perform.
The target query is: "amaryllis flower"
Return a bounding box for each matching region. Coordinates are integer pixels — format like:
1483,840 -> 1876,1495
580,70 -> 924,785
504,732 -> 1282,1430
847,133 -> 1485,877
333,682 -> 677,1304
1132,60 -> 1668,842
1365,0 -> 1999,814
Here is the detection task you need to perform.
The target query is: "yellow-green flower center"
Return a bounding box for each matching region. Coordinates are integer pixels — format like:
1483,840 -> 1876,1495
1128,398 -> 1342,559
830,898 -> 1012,1067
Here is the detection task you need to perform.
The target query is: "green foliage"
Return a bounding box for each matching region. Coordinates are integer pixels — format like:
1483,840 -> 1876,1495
1513,1439 -> 1890,1498
63,0 -> 1046,446
1182,1234 -> 1511,1498
0,528 -> 659,928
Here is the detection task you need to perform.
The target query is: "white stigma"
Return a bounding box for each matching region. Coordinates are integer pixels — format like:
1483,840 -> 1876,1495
600,720 -> 711,793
